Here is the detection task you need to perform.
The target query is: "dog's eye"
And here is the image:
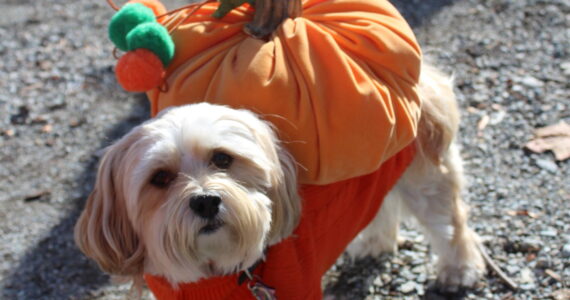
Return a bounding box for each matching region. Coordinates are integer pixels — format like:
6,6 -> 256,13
211,151 -> 233,169
150,170 -> 176,188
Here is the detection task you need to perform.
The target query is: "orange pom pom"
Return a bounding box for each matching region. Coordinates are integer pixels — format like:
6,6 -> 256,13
116,49 -> 165,92
127,0 -> 167,22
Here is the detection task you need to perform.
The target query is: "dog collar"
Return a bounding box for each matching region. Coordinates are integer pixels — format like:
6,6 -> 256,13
237,258 -> 276,300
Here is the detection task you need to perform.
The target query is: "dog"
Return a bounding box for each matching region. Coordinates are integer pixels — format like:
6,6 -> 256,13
74,64 -> 485,298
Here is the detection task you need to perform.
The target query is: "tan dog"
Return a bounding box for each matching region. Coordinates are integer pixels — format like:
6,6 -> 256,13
74,64 -> 485,295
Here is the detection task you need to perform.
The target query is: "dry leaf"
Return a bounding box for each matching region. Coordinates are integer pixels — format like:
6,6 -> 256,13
525,121 -> 570,161
41,124 -> 53,133
467,106 -> 479,114
2,129 -> 15,137
535,121 -> 570,136
478,114 -> 490,136
506,210 -> 541,218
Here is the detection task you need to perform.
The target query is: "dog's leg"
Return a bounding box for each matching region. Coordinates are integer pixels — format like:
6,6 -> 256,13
347,189 -> 403,257
397,143 -> 485,292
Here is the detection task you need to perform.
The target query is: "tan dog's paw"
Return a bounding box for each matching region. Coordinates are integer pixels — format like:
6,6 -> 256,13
436,262 -> 485,292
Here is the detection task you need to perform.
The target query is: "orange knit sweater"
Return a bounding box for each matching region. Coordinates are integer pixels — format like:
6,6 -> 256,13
144,144 -> 415,299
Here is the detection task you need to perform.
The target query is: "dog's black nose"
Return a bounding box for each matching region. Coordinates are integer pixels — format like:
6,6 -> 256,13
189,194 -> 221,219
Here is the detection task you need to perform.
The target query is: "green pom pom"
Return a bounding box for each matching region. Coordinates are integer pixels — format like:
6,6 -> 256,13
109,3 -> 156,51
126,22 -> 175,67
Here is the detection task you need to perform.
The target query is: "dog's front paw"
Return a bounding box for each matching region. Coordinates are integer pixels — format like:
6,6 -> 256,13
436,262 -> 485,292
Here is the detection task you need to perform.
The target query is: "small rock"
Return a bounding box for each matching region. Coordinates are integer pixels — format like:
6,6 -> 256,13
511,84 -> 524,93
466,43 -> 486,58
535,258 -> 552,269
489,110 -> 506,125
399,281 -> 416,294
561,244 -> 570,258
519,268 -> 534,284
519,75 -> 544,88
390,277 -> 406,288
373,276 -> 383,287
69,117 -> 84,128
561,62 -> 570,76
416,273 -> 427,284
416,284 -> 425,296
472,92 -> 488,104
540,228 -> 558,237
535,159 -> 558,173
45,138 -> 55,147
380,274 -> 391,284
521,238 -> 542,253
411,266 -> 424,274
506,265 -> 520,275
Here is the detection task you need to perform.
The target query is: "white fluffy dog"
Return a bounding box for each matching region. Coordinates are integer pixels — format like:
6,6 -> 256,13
75,65 -> 485,294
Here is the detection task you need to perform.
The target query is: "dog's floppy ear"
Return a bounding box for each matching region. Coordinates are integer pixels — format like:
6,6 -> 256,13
266,145 -> 302,245
74,131 -> 144,276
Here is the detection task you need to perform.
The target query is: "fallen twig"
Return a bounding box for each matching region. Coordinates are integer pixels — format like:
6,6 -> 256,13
477,242 -> 519,291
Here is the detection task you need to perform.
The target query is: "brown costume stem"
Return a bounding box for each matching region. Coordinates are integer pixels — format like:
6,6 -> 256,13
244,0 -> 302,40
107,0 -> 120,11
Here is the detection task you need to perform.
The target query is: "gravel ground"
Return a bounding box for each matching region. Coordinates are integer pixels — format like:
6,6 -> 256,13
0,0 -> 568,299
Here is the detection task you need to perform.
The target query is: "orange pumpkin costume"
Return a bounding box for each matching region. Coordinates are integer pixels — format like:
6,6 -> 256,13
140,0 -> 421,297
147,0 -> 421,185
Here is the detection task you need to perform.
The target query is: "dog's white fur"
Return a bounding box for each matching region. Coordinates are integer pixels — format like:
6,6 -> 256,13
75,104 -> 300,285
75,64 -> 485,291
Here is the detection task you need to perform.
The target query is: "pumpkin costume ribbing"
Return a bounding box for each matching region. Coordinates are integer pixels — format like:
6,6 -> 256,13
147,0 -> 421,185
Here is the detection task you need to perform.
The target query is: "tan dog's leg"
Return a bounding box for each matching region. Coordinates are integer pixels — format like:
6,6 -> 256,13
348,64 -> 485,291
399,64 -> 485,291
398,143 -> 485,291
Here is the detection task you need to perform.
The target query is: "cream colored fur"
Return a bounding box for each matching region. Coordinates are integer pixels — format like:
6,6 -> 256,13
75,103 -> 301,286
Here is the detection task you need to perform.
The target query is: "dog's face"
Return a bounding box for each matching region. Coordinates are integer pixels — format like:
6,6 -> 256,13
75,103 -> 300,284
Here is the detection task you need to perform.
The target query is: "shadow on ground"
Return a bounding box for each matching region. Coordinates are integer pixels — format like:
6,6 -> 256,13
1,89 -> 150,299
390,0 -> 459,28
1,0 -> 460,299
